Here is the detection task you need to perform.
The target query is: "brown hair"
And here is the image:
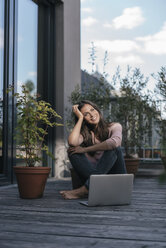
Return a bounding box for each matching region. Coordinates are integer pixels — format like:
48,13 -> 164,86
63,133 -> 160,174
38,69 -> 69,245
76,100 -> 110,148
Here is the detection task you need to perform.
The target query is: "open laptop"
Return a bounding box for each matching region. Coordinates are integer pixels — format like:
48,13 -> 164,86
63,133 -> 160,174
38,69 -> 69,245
79,174 -> 134,207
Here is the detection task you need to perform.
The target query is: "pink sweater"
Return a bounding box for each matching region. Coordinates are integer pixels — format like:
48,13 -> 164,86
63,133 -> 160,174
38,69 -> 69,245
79,122 -> 122,165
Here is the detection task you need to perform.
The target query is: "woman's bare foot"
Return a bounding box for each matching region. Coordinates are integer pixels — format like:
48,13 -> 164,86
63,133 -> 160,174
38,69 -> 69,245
60,185 -> 88,199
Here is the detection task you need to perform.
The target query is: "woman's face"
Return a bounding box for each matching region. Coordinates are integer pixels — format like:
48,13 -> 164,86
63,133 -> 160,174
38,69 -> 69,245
80,104 -> 100,125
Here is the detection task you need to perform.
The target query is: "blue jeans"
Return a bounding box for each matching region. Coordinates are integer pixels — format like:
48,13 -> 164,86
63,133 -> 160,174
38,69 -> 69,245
68,147 -> 127,189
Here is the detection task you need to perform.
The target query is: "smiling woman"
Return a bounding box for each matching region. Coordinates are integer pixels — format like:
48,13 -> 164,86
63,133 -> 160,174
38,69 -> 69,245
60,100 -> 127,200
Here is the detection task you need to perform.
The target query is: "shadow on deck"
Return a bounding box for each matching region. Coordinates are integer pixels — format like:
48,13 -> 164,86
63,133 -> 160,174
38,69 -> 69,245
0,170 -> 166,248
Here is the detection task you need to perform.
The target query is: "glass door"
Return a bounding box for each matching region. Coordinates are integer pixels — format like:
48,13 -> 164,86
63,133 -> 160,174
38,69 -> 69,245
0,0 -> 4,173
16,0 -> 38,164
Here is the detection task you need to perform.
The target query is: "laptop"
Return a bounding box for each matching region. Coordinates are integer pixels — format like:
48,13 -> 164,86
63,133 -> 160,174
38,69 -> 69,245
79,174 -> 134,207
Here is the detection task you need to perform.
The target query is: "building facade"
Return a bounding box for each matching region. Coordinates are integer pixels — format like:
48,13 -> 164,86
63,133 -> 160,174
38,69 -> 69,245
0,0 -> 81,184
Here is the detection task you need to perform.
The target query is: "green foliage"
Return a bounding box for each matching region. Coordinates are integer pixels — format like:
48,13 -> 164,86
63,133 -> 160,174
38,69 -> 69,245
154,66 -> 166,99
112,66 -> 159,157
88,42 -> 97,73
8,82 -> 62,167
153,67 -> 166,154
158,119 -> 166,156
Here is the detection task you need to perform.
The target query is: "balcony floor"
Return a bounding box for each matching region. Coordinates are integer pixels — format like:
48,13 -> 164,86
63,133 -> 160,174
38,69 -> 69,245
0,175 -> 166,248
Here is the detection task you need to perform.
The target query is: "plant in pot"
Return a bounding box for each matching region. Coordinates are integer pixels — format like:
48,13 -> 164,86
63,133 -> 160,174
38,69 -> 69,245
159,119 -> 166,170
8,81 -> 62,199
157,120 -> 166,183
112,66 -> 158,175
153,66 -> 166,182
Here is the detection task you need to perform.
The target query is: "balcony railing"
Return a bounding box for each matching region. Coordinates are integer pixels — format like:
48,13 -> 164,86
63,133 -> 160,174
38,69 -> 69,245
122,147 -> 164,162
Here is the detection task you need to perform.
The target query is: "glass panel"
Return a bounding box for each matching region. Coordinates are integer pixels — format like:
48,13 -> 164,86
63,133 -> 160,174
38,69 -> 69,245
0,0 -> 4,173
17,0 -> 38,94
16,0 -> 38,164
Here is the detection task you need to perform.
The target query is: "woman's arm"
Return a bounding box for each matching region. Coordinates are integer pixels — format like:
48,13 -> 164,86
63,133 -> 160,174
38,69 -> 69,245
68,123 -> 122,154
68,141 -> 109,154
68,105 -> 84,146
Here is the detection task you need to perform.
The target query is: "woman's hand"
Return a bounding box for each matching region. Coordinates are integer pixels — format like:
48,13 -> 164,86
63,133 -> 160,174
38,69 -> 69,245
72,105 -> 83,119
68,146 -> 86,155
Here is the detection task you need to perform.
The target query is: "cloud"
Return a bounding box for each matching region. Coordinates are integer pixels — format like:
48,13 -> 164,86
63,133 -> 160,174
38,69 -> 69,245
115,54 -> 144,64
136,22 -> 166,55
82,8 -> 93,13
94,39 -> 140,53
0,28 -> 4,49
82,17 -> 98,27
104,7 -> 145,30
28,71 -> 37,77
81,0 -> 94,3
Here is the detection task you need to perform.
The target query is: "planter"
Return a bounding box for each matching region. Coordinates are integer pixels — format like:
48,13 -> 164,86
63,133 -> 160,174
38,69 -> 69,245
14,166 -> 51,199
70,168 -> 83,189
125,158 -> 140,175
145,149 -> 151,158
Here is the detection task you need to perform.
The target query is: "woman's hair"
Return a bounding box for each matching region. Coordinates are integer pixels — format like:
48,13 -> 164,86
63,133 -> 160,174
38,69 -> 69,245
75,100 -> 110,148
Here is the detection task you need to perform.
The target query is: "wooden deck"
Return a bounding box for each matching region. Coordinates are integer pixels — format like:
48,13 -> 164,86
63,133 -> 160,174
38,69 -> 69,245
0,175 -> 166,248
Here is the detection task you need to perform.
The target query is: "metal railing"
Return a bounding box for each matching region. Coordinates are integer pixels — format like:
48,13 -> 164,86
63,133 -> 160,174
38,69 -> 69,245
123,147 -> 164,162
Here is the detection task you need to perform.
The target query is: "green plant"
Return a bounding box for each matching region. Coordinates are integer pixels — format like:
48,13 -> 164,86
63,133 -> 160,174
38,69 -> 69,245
153,67 -> 166,182
153,66 -> 166,155
112,66 -> 159,158
8,81 -> 62,167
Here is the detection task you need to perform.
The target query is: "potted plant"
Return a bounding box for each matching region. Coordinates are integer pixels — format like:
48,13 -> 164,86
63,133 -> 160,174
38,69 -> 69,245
8,81 -> 62,199
153,66 -> 166,182
159,119 -> 166,170
112,67 -> 158,175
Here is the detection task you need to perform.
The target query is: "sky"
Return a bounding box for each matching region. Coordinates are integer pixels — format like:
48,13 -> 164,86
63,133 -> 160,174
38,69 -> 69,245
81,0 -> 166,88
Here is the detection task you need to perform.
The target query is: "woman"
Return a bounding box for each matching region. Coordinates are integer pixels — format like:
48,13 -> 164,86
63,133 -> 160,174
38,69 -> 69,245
60,100 -> 126,199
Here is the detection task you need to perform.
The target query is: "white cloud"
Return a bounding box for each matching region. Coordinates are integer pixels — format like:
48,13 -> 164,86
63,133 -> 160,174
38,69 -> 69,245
115,54 -> 144,64
136,22 -> 166,55
82,17 -> 98,27
81,0 -> 94,2
103,22 -> 113,28
0,28 -> 4,49
28,71 -> 37,77
104,7 -> 145,30
94,39 -> 140,53
82,8 -> 93,13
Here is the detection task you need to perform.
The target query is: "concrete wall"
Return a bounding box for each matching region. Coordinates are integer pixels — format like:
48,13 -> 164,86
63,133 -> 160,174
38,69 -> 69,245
54,0 -> 81,178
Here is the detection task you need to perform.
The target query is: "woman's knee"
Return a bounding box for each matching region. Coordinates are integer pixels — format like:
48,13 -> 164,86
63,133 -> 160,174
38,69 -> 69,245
68,153 -> 87,169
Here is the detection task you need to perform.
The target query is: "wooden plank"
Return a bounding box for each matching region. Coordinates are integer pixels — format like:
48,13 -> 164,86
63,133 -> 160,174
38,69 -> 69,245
1,233 -> 165,248
0,233 -> 166,248
0,212 -> 166,229
0,221 -> 166,242
0,177 -> 166,248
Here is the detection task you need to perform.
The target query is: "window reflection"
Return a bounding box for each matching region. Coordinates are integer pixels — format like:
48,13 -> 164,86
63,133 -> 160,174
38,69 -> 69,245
0,0 -> 4,172
16,0 -> 38,163
17,0 -> 38,94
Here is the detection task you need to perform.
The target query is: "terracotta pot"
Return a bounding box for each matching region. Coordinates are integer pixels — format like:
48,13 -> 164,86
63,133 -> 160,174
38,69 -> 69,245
14,166 -> 51,199
125,158 -> 140,175
145,150 -> 151,158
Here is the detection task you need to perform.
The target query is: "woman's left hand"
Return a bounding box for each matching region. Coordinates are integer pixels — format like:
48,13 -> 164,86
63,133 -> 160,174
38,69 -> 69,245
68,146 -> 86,155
